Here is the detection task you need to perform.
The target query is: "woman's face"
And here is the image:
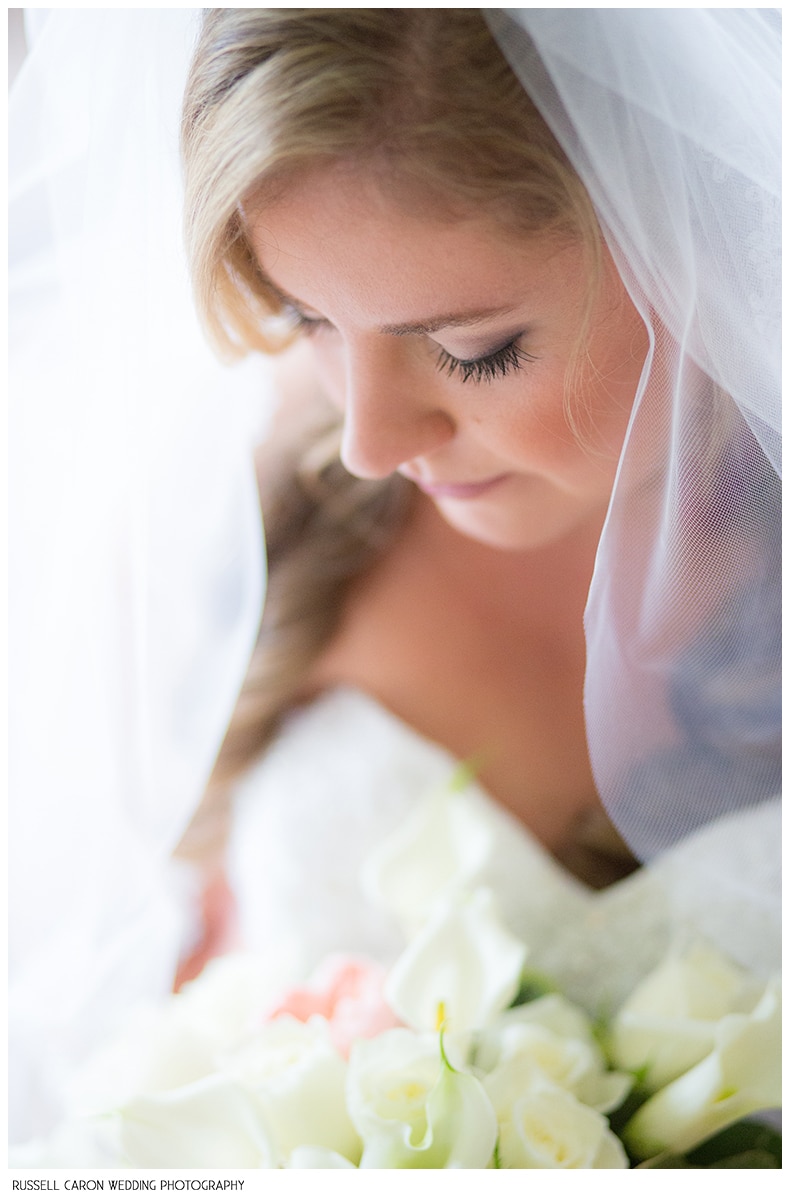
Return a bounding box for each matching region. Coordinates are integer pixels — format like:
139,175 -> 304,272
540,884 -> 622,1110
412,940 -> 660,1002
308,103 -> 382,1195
249,168 -> 649,550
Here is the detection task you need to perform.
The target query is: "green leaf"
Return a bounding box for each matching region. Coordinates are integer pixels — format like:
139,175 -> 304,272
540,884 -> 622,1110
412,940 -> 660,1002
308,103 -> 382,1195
640,1153 -> 697,1169
641,1120 -> 781,1169
714,1150 -> 781,1168
685,1119 -> 781,1168
508,969 -> 557,1008
606,1082 -> 652,1141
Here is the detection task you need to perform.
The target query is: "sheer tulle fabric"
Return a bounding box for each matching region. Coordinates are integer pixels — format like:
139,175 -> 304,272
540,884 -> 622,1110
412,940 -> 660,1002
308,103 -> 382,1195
9,7 -> 780,1142
9,10 -> 270,1140
487,8 -> 781,858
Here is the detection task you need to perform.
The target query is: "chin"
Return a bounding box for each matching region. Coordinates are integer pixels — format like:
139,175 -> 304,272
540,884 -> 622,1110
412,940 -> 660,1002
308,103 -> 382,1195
436,504 -> 553,551
434,495 -> 598,552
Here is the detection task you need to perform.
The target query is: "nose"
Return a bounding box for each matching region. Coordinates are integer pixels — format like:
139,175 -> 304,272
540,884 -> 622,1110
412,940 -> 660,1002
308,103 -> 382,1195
338,341 -> 455,479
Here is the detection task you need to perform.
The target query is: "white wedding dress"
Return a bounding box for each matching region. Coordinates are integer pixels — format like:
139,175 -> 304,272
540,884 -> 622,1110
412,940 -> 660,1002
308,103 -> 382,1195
9,10 -> 778,1151
227,687 -> 780,1013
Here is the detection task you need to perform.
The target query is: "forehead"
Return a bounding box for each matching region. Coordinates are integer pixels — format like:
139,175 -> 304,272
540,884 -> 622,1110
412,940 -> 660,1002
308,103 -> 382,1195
246,165 -> 579,324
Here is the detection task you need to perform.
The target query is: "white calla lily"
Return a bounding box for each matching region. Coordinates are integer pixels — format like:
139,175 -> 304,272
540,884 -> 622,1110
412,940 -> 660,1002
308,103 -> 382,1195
609,940 -> 764,1091
623,978 -> 782,1160
347,1028 -> 498,1168
385,887 -> 527,1034
361,770 -> 495,934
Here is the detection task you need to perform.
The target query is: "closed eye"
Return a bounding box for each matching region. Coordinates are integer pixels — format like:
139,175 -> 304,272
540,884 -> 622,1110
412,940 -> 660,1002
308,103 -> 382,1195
285,302 -> 537,385
285,306 -> 331,336
436,339 -> 537,385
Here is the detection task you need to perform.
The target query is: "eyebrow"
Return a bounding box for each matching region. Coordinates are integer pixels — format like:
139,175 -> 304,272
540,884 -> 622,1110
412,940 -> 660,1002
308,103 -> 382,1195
379,306 -> 518,336
266,281 -> 517,336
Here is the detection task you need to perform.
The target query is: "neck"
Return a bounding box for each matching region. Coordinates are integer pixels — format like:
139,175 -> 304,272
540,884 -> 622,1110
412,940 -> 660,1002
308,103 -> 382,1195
408,492 -> 604,633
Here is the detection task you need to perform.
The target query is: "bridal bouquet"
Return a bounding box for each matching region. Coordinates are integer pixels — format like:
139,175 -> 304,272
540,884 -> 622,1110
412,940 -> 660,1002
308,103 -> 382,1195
13,777 -> 781,1170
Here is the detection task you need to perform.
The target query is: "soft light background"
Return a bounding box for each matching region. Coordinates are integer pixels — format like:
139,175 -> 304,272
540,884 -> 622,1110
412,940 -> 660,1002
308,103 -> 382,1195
9,8 -> 26,85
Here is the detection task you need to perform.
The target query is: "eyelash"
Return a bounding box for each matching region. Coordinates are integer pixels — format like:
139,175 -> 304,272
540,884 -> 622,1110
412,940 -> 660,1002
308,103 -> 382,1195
435,340 -> 537,385
286,308 -> 536,386
287,309 -> 326,337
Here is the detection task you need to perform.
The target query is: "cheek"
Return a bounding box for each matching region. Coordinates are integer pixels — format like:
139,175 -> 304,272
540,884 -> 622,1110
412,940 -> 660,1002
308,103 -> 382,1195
481,367 -> 626,482
478,371 -> 574,461
586,288 -> 649,411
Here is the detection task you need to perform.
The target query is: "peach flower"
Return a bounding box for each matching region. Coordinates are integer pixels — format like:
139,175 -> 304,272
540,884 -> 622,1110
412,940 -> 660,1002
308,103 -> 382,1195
264,955 -> 401,1057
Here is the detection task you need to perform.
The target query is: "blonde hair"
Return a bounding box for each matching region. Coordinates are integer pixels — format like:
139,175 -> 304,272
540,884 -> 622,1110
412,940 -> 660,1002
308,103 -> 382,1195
181,7 -> 601,359
175,404 -> 413,865
176,9 -> 606,864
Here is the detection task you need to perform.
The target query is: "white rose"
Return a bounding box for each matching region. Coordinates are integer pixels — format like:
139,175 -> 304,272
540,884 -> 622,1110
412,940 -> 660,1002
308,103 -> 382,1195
176,948 -> 302,1041
487,1080 -> 628,1169
118,1073 -> 275,1167
361,773 -> 495,935
68,1003 -> 220,1116
385,887 -> 527,1034
608,940 -> 764,1090
499,992 -> 602,1042
286,1146 -> 357,1168
222,1014 -> 361,1166
347,1028 -> 498,1168
481,1017 -> 631,1115
9,1118 -> 122,1168
623,978 -> 781,1160
70,949 -> 300,1115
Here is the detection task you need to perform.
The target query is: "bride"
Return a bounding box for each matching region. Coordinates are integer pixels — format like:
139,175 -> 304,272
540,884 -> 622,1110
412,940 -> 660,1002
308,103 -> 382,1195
175,6 -> 780,978
9,8 -> 780,1149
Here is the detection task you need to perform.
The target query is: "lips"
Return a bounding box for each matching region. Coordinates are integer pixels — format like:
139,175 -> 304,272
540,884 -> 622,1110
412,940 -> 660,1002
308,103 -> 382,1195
401,471 -> 510,500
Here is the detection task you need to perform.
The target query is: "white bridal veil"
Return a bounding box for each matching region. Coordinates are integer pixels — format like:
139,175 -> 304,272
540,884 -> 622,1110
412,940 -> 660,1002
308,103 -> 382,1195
9,8 -> 781,1142
9,10 -> 270,1140
488,9 -> 781,856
